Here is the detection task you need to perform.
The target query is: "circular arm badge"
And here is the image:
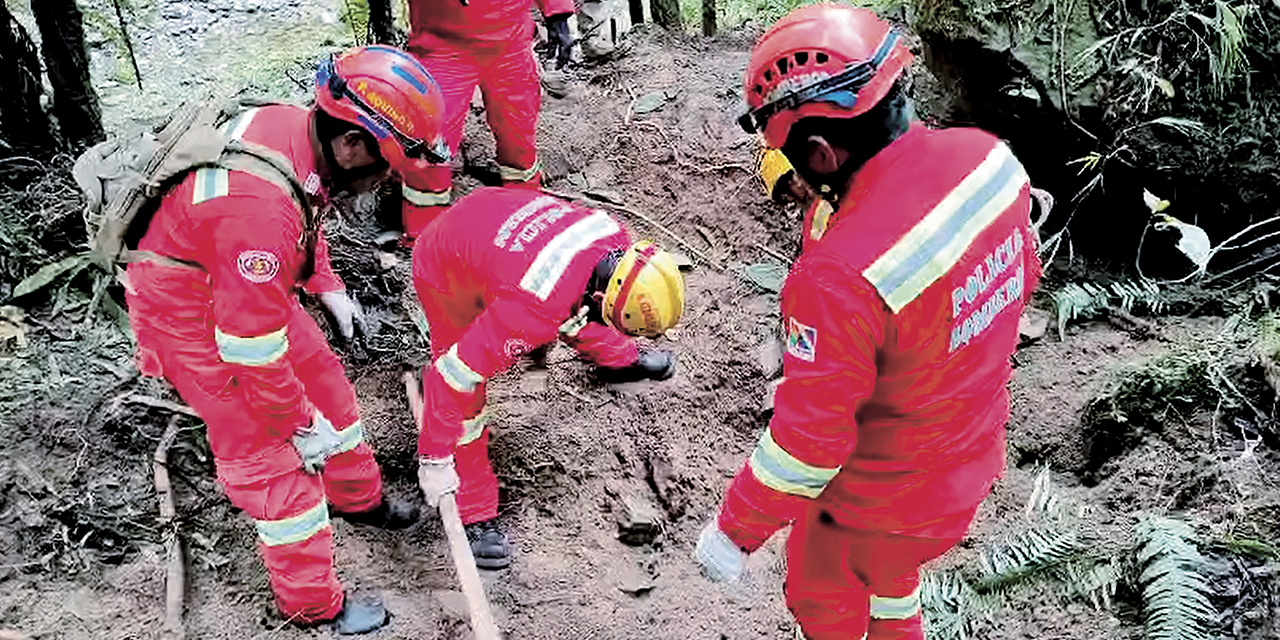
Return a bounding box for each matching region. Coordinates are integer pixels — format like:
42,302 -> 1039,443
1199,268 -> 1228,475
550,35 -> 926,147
237,250 -> 281,283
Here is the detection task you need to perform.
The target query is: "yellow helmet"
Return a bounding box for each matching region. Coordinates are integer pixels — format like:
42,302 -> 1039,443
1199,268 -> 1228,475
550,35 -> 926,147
757,147 -> 795,199
602,241 -> 686,338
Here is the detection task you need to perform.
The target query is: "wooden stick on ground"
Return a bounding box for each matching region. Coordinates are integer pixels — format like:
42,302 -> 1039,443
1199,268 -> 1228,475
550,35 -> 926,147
402,372 -> 502,640
154,415 -> 185,640
541,188 -> 725,271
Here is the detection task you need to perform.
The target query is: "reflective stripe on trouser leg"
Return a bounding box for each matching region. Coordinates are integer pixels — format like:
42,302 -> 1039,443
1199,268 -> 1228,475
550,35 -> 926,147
870,585 -> 922,620
867,574 -> 926,640
455,428 -> 499,525
796,629 -> 863,640
221,467 -> 343,623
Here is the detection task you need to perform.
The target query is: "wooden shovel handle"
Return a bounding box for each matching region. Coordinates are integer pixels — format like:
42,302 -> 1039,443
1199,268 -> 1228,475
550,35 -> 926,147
402,371 -> 502,640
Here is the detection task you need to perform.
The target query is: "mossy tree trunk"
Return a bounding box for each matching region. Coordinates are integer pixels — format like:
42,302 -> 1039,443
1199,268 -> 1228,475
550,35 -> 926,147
650,0 -> 680,28
33,0 -> 104,152
367,0 -> 396,44
0,2 -> 56,156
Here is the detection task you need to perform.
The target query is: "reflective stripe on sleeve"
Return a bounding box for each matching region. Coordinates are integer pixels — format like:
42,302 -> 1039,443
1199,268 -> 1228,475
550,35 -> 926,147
403,184 -> 452,207
520,212 -> 620,301
747,428 -> 841,499
255,500 -> 330,547
870,586 -> 923,620
498,160 -> 541,184
215,326 -> 288,366
458,410 -> 491,446
193,167 -> 230,205
334,421 -> 365,455
435,344 -> 484,393
862,142 -> 1028,312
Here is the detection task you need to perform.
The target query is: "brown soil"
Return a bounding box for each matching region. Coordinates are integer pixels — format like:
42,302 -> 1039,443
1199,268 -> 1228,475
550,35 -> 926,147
2,24 -> 1278,640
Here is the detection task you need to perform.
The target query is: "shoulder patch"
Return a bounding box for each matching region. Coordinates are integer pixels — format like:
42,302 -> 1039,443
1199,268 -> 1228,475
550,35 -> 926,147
237,250 -> 280,283
786,317 -> 818,362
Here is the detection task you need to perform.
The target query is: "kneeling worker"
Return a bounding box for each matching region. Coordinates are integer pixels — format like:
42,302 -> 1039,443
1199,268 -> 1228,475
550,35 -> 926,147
411,187 -> 685,568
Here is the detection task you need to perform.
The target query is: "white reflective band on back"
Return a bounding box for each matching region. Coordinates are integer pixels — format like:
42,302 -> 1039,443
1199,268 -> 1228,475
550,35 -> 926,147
498,160 -> 542,184
435,344 -> 484,393
403,184 -> 452,207
520,212 -> 620,301
193,167 -> 230,204
862,142 -> 1028,313
224,108 -> 260,141
255,500 -> 329,547
869,586 -> 923,620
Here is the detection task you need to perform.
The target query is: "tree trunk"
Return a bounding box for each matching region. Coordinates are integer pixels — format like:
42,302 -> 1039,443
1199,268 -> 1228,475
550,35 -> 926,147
701,0 -> 715,36
629,0 -> 645,25
0,3 -> 56,156
33,0 -> 104,151
367,0 -> 396,44
649,0 -> 680,28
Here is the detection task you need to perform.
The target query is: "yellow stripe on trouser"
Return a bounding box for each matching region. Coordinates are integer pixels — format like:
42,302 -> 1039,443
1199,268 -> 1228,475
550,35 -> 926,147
435,345 -> 483,393
255,501 -> 330,547
747,428 -> 840,498
795,629 -> 864,640
498,160 -> 541,183
870,585 -> 923,620
862,142 -> 1028,312
215,326 -> 288,366
403,184 -> 452,207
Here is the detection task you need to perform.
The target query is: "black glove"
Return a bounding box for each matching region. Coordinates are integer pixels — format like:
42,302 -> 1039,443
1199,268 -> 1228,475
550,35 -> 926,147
545,13 -> 574,70
597,351 -> 676,384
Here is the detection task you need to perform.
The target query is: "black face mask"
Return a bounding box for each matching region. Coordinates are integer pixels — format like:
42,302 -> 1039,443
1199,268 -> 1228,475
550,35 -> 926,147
322,135 -> 390,195
583,249 -> 623,324
781,88 -> 913,203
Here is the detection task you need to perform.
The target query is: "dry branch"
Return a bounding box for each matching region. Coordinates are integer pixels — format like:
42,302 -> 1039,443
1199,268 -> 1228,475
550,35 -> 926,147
154,416 -> 185,640
542,188 -> 724,270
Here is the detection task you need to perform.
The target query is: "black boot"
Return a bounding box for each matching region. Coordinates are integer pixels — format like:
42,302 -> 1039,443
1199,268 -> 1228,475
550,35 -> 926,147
333,592 -> 389,635
334,498 -> 420,530
465,519 -> 511,569
597,350 -> 676,384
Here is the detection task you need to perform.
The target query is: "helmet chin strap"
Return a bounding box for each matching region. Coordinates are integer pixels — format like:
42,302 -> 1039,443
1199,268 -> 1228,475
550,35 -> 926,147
583,250 -> 623,324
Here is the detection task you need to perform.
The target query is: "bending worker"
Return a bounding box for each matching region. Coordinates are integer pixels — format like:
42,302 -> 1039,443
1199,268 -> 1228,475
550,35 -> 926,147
412,187 -> 685,569
694,6 -> 1043,640
398,0 -> 576,241
125,46 -> 449,633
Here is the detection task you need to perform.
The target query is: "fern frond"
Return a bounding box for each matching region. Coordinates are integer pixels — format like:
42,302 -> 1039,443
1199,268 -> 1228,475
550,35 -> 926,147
1056,559 -> 1122,610
1052,279 -> 1169,338
1135,516 -> 1215,640
973,527 -> 1081,594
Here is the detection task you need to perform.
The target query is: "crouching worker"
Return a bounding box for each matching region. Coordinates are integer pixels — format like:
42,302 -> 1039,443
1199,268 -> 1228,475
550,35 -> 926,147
123,46 -> 450,633
411,187 -> 686,569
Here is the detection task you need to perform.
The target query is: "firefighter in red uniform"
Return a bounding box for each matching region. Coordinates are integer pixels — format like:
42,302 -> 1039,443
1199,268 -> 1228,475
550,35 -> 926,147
125,47 -> 450,633
397,0 -> 576,242
693,6 -> 1043,640
412,187 -> 686,567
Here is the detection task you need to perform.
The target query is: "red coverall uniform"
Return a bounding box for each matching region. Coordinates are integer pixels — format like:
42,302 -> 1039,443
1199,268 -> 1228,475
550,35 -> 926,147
399,0 -> 575,239
715,124 -> 1041,640
125,105 -> 383,623
412,187 -> 639,524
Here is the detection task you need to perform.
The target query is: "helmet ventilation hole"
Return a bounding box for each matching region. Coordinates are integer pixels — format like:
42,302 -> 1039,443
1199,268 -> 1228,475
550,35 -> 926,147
795,52 -> 809,65
776,58 -> 789,75
816,52 -> 829,64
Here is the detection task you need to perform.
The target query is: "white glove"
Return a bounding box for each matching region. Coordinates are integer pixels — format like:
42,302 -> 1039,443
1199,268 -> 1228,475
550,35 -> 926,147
318,290 -> 365,342
694,520 -> 747,583
418,456 -> 460,508
292,412 -> 345,474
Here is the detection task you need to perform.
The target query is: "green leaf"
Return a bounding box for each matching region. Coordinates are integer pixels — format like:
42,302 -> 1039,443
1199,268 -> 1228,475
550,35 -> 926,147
8,254 -> 92,302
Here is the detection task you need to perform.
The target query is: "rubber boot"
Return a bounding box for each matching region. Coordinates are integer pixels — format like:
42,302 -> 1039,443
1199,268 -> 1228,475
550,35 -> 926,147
333,593 -> 389,635
334,498 -> 420,530
597,350 -> 676,383
465,519 -> 511,569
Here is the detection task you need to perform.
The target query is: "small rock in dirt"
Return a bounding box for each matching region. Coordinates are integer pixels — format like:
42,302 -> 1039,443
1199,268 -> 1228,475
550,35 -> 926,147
633,91 -> 668,114
0,630 -> 33,640
541,69 -> 569,98
617,575 -> 656,597
757,339 -> 783,378
433,590 -> 470,619
616,493 -> 662,546
1018,309 -> 1050,344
